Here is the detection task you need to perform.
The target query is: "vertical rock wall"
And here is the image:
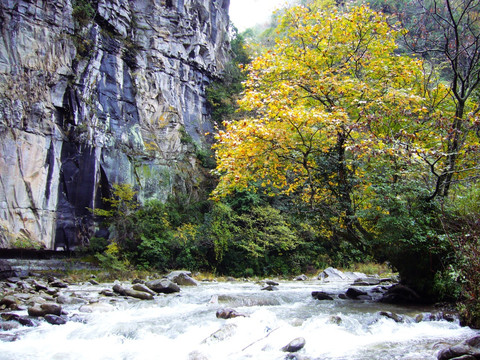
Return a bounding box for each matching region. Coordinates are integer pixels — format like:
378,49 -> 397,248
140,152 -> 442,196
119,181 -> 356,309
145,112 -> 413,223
0,0 -> 230,249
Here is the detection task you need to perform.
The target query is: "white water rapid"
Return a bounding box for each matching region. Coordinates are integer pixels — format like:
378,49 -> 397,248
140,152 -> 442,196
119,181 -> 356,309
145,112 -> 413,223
0,280 -> 477,360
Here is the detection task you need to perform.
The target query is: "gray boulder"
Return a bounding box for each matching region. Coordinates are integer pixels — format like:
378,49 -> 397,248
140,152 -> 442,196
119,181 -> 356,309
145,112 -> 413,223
146,279 -> 181,294
132,283 -> 156,295
124,288 -> 154,300
294,274 -> 308,281
165,271 -> 199,286
28,303 -> 62,317
282,337 -> 306,352
312,291 -> 334,301
378,284 -> 420,304
438,336 -> 480,360
345,287 -> 369,300
44,314 -> 67,325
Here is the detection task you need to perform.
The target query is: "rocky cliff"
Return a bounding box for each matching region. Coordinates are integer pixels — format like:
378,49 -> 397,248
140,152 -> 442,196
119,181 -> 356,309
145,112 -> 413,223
0,0 -> 230,249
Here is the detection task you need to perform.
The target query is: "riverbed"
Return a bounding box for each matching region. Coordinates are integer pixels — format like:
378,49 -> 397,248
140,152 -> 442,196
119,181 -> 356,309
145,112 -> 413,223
0,279 -> 477,359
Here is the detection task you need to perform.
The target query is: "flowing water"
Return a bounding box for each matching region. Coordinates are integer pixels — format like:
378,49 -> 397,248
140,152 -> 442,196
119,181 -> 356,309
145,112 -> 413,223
0,280 -> 477,360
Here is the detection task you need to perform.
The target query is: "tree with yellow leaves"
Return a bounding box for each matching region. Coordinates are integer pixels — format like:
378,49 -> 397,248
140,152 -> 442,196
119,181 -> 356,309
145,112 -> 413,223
213,3 -> 438,248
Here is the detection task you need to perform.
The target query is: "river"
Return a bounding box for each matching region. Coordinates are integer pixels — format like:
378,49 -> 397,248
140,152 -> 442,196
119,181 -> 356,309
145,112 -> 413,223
0,279 -> 477,359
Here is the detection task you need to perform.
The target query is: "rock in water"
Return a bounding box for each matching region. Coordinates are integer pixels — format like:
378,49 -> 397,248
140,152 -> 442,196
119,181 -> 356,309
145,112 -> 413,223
311,291 -> 334,301
282,337 -> 306,353
146,279 -> 181,294
215,308 -> 246,319
166,271 -> 199,286
437,336 -> 480,360
44,314 -> 67,325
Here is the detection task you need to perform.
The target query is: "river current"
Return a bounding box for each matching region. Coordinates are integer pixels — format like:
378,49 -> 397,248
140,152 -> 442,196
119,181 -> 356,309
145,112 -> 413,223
0,279 -> 477,360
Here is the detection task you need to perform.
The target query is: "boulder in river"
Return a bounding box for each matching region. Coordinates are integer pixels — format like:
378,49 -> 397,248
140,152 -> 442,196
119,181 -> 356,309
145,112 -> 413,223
146,278 -> 181,294
28,303 -> 62,317
124,288 -> 154,300
166,271 -> 199,286
345,287 -> 369,300
282,337 -> 306,352
261,285 -> 278,291
44,314 -> 67,325
312,291 -> 334,301
437,336 -> 480,360
216,308 -> 246,319
378,284 -> 420,304
294,274 -> 308,281
317,267 -> 366,282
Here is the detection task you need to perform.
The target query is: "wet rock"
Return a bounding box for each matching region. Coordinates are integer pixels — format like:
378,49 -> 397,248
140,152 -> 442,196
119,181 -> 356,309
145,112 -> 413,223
437,336 -> 480,360
56,294 -> 87,305
215,308 -> 246,319
89,279 -> 100,285
0,295 -> 19,309
353,277 -> 381,286
328,315 -> 342,325
379,311 -> 404,323
99,289 -> 116,297
32,280 -> 48,292
132,283 -> 156,296
44,314 -> 67,325
28,302 -> 62,316
166,271 -> 199,286
124,288 -> 154,300
378,284 -> 420,304
345,287 -> 369,300
317,267 -> 348,282
79,302 -> 115,313
202,323 -> 238,343
1,313 -> 20,321
0,321 -> 19,331
312,291 -> 334,301
0,260 -> 14,279
18,317 -> 38,327
282,337 -> 306,353
261,285 -> 278,291
112,283 -> 127,295
294,274 -> 308,281
146,279 -> 181,294
265,279 -> 280,286
28,304 -> 47,317
49,280 -> 69,288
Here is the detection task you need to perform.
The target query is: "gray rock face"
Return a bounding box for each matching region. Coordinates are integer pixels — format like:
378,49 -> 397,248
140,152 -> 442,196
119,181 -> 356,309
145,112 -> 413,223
0,0 -> 230,249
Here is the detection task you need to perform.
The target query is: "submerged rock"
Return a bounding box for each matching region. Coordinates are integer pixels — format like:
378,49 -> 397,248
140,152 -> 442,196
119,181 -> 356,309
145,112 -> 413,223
215,308 -> 246,319
202,323 -> 238,343
282,337 -> 306,353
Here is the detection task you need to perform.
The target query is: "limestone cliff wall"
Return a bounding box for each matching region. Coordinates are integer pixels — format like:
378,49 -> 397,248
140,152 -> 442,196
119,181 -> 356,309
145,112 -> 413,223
0,0 -> 230,249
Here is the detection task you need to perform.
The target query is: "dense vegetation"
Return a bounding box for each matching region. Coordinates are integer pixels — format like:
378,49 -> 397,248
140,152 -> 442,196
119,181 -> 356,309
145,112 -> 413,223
88,0 -> 480,327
